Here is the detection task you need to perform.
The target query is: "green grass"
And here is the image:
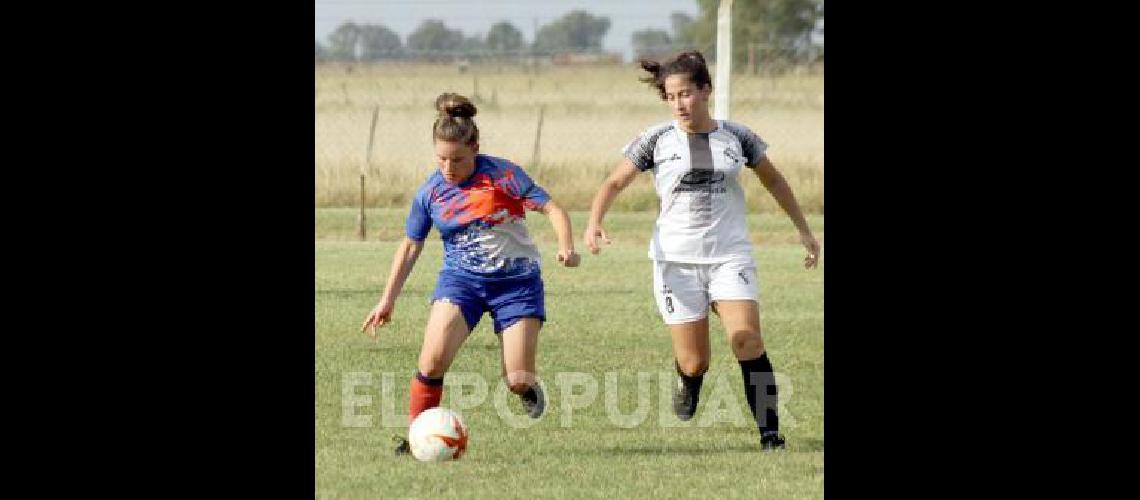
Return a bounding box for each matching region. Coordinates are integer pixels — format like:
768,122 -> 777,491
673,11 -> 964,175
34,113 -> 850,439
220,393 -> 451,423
316,209 -> 823,499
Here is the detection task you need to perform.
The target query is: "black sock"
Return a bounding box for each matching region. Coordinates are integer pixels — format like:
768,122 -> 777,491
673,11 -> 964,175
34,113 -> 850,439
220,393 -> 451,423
675,360 -> 705,394
739,353 -> 779,434
520,384 -> 538,401
416,371 -> 444,386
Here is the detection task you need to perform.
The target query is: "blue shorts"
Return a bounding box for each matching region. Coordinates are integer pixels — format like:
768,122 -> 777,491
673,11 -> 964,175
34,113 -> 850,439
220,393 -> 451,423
430,271 -> 546,334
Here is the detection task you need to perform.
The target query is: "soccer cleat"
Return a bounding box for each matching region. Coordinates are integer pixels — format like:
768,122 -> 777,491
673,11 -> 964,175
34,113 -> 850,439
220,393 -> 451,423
672,376 -> 698,421
393,435 -> 411,456
760,431 -> 786,450
519,384 -> 545,418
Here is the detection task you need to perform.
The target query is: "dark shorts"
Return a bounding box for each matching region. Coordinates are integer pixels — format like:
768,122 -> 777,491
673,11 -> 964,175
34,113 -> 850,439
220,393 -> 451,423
431,271 -> 545,334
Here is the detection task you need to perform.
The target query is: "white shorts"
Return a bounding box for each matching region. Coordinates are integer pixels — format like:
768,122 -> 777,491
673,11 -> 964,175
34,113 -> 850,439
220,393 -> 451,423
651,258 -> 760,325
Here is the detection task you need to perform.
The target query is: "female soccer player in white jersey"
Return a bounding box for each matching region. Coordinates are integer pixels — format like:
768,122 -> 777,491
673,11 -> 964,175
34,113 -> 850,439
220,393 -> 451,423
583,51 -> 820,450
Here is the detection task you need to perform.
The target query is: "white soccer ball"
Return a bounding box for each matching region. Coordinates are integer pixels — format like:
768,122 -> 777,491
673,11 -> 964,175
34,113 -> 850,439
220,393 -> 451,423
408,407 -> 469,462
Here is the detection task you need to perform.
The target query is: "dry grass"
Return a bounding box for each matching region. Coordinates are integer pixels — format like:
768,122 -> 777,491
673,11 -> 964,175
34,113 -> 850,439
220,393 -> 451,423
316,63 -> 823,212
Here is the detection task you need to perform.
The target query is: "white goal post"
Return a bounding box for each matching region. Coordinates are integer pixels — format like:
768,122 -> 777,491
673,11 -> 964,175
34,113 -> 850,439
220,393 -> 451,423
713,0 -> 734,120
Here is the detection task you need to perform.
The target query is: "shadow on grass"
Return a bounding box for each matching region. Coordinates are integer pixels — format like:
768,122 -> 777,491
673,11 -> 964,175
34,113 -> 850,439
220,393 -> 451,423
567,435 -> 825,457
575,439 -> 822,456
793,437 -> 824,452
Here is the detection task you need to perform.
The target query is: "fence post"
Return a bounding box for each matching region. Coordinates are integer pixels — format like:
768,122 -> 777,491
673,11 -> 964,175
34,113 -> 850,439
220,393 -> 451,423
357,173 -> 366,240
359,104 -> 379,241
531,104 -> 545,167
748,42 -> 757,75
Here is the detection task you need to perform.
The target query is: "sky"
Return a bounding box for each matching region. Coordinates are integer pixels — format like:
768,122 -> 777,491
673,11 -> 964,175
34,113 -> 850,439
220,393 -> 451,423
314,0 -> 703,62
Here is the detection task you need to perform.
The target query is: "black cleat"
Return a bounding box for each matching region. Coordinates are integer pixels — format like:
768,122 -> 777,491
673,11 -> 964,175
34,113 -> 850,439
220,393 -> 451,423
672,376 -> 699,421
760,431 -> 786,450
393,435 -> 411,456
520,384 -> 545,418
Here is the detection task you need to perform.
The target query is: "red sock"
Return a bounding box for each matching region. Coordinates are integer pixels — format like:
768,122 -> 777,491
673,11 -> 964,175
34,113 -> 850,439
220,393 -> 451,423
409,372 -> 443,422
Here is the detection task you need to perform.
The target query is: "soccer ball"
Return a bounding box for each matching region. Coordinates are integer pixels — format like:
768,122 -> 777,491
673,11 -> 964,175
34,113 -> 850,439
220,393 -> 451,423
408,407 -> 469,462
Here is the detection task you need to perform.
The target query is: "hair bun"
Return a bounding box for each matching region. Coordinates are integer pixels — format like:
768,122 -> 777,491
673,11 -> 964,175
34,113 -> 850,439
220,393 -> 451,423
435,92 -> 477,119
680,51 -> 706,64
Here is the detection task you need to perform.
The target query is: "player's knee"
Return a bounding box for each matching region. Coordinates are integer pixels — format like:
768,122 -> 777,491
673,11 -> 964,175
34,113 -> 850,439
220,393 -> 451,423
676,356 -> 709,377
418,353 -> 448,378
729,329 -> 765,357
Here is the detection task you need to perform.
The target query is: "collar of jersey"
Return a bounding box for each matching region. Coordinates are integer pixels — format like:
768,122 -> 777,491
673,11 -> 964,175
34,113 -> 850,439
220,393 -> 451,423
673,119 -> 721,135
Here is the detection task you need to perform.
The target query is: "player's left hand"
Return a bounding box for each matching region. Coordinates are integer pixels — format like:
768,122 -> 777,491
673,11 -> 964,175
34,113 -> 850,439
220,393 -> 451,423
800,231 -> 820,269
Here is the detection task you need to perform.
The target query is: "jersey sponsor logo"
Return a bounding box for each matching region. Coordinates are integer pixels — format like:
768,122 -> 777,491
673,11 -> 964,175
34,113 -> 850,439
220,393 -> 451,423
678,170 -> 725,185
655,153 -> 682,166
738,271 -> 749,284
674,170 -> 726,193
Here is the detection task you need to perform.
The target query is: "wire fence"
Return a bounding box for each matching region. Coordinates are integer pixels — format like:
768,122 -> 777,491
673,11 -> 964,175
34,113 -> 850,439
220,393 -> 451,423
315,58 -> 823,217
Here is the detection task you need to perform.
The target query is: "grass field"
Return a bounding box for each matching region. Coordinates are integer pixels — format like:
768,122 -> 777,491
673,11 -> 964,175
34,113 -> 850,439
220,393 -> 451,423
315,63 -> 823,213
315,208 -> 824,498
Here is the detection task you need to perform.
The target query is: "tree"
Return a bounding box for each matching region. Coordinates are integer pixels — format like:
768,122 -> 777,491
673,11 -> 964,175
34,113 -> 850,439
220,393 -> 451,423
462,34 -> 486,55
533,10 -> 611,54
631,29 -> 672,61
676,0 -> 823,67
486,21 -> 524,53
670,12 -> 694,48
406,19 -> 465,56
325,22 -> 403,62
327,22 -> 362,61
358,24 -> 402,61
315,40 -> 328,62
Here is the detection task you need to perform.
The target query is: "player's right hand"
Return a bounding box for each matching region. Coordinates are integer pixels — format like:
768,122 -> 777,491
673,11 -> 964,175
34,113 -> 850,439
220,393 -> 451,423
557,248 -> 581,267
361,300 -> 394,340
583,224 -> 611,254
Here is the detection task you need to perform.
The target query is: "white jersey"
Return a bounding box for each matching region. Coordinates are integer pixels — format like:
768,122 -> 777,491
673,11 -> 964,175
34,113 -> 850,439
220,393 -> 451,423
622,120 -> 768,263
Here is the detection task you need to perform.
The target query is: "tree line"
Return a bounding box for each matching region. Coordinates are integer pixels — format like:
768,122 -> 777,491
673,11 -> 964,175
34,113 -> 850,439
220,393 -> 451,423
315,1 -> 822,65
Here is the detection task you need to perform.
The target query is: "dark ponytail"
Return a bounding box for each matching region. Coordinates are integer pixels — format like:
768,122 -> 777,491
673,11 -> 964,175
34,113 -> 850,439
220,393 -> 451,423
638,50 -> 712,99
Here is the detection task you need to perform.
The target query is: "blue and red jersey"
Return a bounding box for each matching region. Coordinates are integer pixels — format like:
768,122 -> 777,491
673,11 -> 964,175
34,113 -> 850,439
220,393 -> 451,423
406,154 -> 550,280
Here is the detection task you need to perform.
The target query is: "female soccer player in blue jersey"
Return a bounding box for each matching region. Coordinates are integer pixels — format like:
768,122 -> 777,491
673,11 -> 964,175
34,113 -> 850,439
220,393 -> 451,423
362,93 -> 579,454
583,51 -> 819,450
